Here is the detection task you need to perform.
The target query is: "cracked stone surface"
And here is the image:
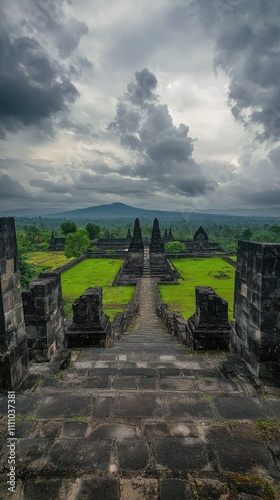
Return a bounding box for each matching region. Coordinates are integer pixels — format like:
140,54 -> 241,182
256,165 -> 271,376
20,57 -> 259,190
1,278 -> 280,499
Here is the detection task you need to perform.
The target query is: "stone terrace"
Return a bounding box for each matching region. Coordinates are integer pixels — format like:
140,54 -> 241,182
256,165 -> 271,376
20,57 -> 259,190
1,277 -> 280,499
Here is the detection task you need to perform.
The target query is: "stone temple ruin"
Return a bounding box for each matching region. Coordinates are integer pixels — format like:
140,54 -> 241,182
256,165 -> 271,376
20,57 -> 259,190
1,216 -> 280,497
1,215 -> 280,391
115,218 -> 178,284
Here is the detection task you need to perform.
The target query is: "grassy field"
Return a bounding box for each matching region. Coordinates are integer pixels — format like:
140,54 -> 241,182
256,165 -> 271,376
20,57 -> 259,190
61,259 -> 135,320
159,257 -> 235,320
26,251 -> 75,271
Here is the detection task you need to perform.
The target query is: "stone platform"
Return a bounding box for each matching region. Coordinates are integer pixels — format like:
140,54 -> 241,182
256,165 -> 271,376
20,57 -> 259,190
0,279 -> 280,499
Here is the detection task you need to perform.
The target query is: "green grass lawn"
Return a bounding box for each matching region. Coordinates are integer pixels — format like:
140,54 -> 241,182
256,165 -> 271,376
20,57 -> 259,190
159,258 -> 235,320
26,251 -> 75,271
61,259 -> 135,320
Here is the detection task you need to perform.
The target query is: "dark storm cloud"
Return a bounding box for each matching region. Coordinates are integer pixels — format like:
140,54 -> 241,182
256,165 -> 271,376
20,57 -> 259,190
109,68 -> 210,197
0,174 -> 30,199
0,0 -> 89,138
0,34 -> 79,137
196,0 -> 280,141
239,189 -> 280,206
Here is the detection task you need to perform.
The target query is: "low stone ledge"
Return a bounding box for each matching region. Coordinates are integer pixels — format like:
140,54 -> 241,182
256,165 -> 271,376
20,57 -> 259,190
155,288 -> 189,347
111,282 -> 140,341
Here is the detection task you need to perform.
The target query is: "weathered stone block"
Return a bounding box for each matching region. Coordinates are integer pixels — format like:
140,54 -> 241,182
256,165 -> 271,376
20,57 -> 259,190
0,218 -> 29,389
22,273 -> 65,362
231,241 -> 280,379
186,286 -> 231,350
66,287 -> 112,348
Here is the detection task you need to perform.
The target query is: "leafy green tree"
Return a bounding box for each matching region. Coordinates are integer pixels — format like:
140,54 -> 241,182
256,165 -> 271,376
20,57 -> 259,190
85,223 -> 100,240
268,225 -> 280,241
165,241 -> 186,253
61,220 -> 77,235
18,253 -> 37,290
16,233 -> 37,289
64,228 -> 90,257
241,228 -> 253,240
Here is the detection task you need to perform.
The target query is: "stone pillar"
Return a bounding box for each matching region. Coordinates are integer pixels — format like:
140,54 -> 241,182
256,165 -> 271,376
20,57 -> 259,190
0,218 -> 28,389
66,287 -> 112,347
22,272 -> 65,362
231,241 -> 280,378
186,286 -> 231,350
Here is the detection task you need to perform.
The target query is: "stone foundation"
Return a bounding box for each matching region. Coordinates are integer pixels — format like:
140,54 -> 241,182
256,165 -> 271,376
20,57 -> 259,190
22,272 -> 65,361
66,287 -> 112,347
150,253 -> 178,283
0,218 -> 29,389
231,241 -> 280,379
186,286 -> 231,350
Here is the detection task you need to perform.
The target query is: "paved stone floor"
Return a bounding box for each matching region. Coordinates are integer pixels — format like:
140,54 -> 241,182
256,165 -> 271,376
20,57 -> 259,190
1,278 -> 280,499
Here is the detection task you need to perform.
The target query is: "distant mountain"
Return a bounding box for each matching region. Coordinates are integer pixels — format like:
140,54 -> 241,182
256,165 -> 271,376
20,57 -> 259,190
46,202 -> 184,220
197,207 -> 280,218
1,203 -> 280,222
0,207 -> 59,217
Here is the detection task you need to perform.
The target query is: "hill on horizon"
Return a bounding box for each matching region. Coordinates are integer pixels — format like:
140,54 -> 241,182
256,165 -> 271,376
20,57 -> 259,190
44,202 -> 185,220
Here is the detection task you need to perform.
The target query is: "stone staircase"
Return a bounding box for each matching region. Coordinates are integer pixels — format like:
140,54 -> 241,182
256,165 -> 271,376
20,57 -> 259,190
0,278 -> 280,499
142,248 -> 151,278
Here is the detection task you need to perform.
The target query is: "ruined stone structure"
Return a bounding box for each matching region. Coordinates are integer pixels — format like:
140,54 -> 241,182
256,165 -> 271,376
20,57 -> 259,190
66,287 -> 112,348
49,231 -> 66,251
90,238 -> 130,255
167,227 -> 174,242
129,218 -> 144,252
150,219 -> 177,283
114,218 -> 144,285
231,241 -> 280,378
186,286 -> 231,350
150,218 -> 165,253
22,272 -> 65,362
194,226 -> 208,241
0,218 -> 29,389
126,227 -> 132,240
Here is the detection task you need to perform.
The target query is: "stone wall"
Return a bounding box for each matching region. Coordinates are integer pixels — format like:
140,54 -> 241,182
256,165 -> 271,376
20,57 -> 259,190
48,255 -> 87,276
156,285 -> 231,351
111,282 -> 140,340
231,241 -> 280,378
0,218 -> 29,389
156,288 -> 190,347
22,272 -> 65,361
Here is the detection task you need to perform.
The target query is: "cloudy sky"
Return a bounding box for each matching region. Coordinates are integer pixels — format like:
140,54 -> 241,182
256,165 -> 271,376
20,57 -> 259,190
0,0 -> 280,213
